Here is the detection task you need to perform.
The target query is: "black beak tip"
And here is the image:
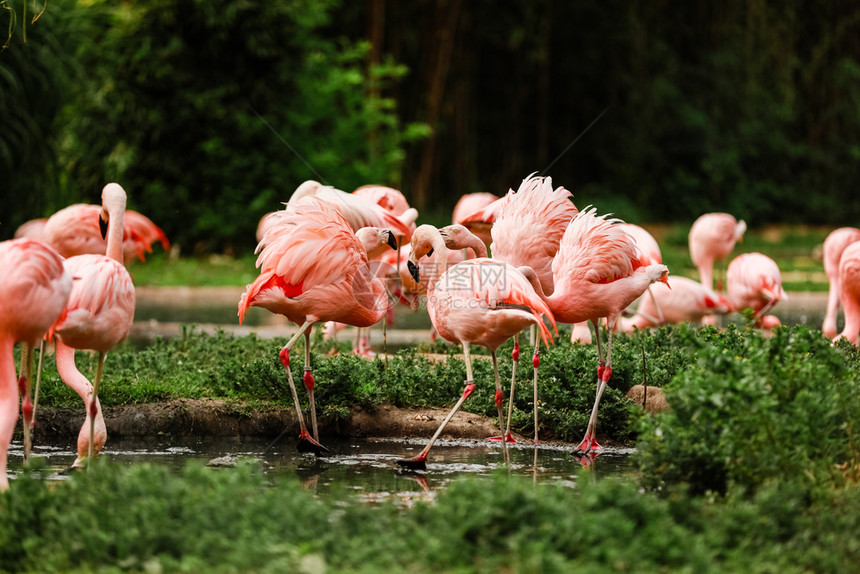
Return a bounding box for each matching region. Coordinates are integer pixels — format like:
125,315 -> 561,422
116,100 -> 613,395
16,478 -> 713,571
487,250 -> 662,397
407,260 -> 420,283
99,216 -> 108,239
385,230 -> 398,251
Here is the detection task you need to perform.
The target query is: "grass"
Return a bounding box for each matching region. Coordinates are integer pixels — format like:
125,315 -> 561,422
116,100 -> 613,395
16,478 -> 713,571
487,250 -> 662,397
130,224 -> 833,291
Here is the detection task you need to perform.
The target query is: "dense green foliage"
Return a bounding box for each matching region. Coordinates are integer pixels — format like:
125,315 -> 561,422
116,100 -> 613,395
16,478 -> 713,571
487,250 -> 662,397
5,324 -> 860,572
3,459 -> 860,573
3,1 -> 860,251
636,327 -> 860,497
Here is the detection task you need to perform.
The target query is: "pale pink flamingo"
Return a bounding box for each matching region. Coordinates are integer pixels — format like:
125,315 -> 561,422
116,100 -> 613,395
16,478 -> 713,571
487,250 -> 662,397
396,224 -> 556,469
50,183 -> 137,466
13,218 -> 48,240
238,198 -> 396,453
289,180 -> 417,242
833,241 -> 860,346
353,184 -> 413,217
726,252 -> 787,326
452,192 -> 502,249
41,204 -> 169,264
544,208 -> 669,454
0,239 -> 72,490
688,212 -> 746,292
486,174 -> 577,443
822,227 -> 860,338
619,276 -> 732,331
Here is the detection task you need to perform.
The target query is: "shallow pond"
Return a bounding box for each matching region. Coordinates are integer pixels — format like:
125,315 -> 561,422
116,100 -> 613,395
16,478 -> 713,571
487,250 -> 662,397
6,436 -> 635,501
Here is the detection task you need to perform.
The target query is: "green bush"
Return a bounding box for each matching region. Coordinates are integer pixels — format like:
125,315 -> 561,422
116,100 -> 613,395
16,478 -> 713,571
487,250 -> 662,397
636,326 -> 860,497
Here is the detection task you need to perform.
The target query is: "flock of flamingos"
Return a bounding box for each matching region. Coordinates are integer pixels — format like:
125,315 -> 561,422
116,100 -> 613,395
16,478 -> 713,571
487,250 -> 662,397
2,174 -> 859,487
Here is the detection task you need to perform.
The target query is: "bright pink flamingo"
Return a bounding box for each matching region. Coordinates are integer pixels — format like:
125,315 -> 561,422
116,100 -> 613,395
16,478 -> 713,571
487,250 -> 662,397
726,252 -> 787,325
485,174 -> 577,443
50,183 -> 137,466
453,192 -> 502,249
239,198 -> 397,453
395,224 -> 556,469
42,203 -> 169,264
0,239 -> 72,490
834,241 -> 860,346
619,276 -> 731,331
688,212 -> 746,293
822,227 -> 860,338
545,208 -> 669,454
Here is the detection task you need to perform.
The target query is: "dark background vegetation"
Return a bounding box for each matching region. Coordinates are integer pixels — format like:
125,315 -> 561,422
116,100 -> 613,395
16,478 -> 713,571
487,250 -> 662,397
2,0 -> 859,253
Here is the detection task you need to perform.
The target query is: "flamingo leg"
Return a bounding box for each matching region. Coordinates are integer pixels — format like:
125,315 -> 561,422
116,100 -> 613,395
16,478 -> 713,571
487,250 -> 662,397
576,319 -> 610,454
490,335 -> 518,443
86,351 -> 106,462
279,320 -> 328,454
396,341 -> 477,469
20,343 -> 33,464
490,350 -> 509,463
303,330 -> 319,442
647,286 -> 665,325
30,338 -> 46,428
532,346 -> 541,444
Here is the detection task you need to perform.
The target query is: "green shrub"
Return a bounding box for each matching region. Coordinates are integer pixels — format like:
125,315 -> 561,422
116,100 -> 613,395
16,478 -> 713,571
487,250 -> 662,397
636,326 -> 860,497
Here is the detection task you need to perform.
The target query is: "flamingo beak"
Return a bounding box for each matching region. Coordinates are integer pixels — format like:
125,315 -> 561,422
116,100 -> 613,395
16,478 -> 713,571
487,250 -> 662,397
660,276 -> 671,289
385,230 -> 398,251
407,260 -> 421,283
99,211 -> 109,239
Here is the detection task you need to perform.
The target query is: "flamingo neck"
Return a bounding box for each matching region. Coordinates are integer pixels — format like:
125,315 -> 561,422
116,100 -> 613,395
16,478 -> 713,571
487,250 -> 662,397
106,207 -> 124,263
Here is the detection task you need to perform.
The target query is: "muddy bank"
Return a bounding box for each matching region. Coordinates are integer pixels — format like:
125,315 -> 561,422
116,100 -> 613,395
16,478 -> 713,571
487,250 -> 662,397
30,385 -> 668,446
31,400 -> 532,443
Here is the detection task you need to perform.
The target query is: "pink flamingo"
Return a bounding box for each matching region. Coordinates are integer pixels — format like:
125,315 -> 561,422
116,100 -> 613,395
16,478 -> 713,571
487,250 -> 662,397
726,252 -> 787,325
688,212 -> 746,293
834,241 -> 860,346
13,218 -> 48,240
822,227 -> 860,338
486,174 -> 577,443
353,184 -> 413,217
395,224 -> 556,469
289,180 -> 417,242
452,192 -> 502,249
41,203 -> 169,264
545,208 -> 669,454
619,276 -> 732,331
239,198 -> 397,453
50,183 -> 137,465
0,239 -> 72,490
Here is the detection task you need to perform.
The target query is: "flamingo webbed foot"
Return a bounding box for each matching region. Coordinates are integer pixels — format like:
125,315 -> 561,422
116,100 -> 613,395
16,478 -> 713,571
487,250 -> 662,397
297,431 -> 330,455
487,433 -> 517,443
395,456 -> 428,470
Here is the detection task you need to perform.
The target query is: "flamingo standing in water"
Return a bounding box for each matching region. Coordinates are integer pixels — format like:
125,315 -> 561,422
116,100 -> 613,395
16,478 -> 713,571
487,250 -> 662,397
239,198 -> 398,453
545,208 -> 669,454
0,239 -> 72,490
822,227 -> 860,338
485,174 -> 577,443
726,252 -> 787,326
50,183 -> 137,466
834,241 -> 860,346
396,224 -> 556,470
